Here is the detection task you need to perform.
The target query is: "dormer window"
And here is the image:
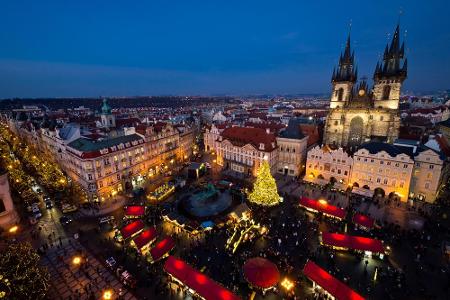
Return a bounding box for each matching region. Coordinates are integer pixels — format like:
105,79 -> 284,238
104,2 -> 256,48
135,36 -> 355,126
259,143 -> 265,150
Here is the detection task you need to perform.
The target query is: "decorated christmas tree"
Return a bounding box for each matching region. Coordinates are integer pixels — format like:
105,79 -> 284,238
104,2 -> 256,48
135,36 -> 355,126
248,160 -> 280,206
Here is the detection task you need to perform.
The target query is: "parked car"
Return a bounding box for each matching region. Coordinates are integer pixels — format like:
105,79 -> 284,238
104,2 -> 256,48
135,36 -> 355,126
62,203 -> 78,213
105,257 -> 117,270
60,216 -> 73,225
99,215 -> 115,225
116,267 -> 136,289
33,211 -> 42,219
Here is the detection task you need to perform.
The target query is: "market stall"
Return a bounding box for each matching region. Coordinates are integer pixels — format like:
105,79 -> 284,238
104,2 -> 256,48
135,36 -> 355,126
320,232 -> 385,258
303,260 -> 365,300
352,213 -> 375,230
163,256 -> 240,300
125,205 -> 145,219
149,236 -> 175,263
131,227 -> 158,254
147,182 -> 175,202
243,257 -> 280,294
299,197 -> 346,220
115,220 -> 145,242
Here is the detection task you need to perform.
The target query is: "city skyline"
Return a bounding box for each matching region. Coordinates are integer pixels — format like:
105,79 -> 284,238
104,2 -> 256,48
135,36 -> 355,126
0,1 -> 449,98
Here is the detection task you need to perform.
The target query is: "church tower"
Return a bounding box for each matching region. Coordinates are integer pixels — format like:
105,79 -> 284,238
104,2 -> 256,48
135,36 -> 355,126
100,98 -> 116,128
330,35 -> 357,109
373,24 -> 407,109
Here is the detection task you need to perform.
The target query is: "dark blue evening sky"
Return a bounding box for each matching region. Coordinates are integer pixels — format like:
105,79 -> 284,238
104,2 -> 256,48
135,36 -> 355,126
0,0 -> 449,97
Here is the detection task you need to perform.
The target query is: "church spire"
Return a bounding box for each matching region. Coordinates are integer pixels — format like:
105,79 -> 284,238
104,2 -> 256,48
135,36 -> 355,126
374,23 -> 407,81
332,33 -> 357,83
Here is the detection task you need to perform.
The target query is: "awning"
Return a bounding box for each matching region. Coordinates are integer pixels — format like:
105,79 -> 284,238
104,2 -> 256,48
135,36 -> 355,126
120,220 -> 145,240
303,260 -> 365,300
133,227 -> 158,249
352,187 -> 374,197
321,232 -> 385,253
150,237 -> 175,261
352,213 -> 375,229
243,257 -> 280,289
125,205 -> 145,217
164,256 -> 240,300
299,197 -> 346,219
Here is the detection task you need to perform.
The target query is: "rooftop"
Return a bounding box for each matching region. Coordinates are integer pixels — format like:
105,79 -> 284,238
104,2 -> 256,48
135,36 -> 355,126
221,126 -> 277,152
67,134 -> 144,158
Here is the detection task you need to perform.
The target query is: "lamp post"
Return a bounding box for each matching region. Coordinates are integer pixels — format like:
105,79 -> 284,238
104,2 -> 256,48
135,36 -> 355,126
102,289 -> 113,300
72,256 -> 82,266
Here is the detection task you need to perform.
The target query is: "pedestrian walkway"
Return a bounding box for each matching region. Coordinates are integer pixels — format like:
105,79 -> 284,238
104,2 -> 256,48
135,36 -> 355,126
42,239 -> 137,300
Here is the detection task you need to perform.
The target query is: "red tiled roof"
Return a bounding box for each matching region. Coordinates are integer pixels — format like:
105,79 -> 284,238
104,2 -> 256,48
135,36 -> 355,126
120,220 -> 145,240
115,117 -> 141,128
303,260 -> 365,300
164,256 -> 240,300
150,237 -> 175,261
244,122 -> 286,134
221,127 -> 277,152
321,232 -> 384,253
352,213 -> 375,229
125,206 -> 145,217
299,197 -> 346,219
132,227 -> 158,249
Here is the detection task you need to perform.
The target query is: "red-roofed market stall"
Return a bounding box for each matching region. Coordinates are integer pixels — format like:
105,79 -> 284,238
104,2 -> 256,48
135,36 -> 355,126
303,260 -> 365,300
243,257 -> 280,292
164,256 -> 240,300
321,232 -> 385,256
299,197 -> 346,220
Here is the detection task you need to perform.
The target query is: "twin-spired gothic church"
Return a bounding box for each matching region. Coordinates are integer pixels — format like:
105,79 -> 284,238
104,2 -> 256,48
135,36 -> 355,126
323,25 -> 407,149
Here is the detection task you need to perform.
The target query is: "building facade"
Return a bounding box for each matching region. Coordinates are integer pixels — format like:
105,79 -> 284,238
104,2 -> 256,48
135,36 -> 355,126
324,25 -> 407,149
216,127 -> 278,176
305,145 -> 353,187
65,134 -> 147,201
351,143 -> 414,201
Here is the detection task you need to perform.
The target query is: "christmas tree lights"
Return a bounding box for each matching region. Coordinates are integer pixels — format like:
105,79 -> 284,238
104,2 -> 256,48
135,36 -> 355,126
248,160 -> 280,206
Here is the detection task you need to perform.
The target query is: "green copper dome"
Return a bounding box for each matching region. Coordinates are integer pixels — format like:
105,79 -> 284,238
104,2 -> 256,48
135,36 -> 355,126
101,98 -> 112,114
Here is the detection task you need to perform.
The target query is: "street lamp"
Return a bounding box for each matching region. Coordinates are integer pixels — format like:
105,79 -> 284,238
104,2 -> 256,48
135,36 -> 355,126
102,289 -> 113,300
8,225 -> 18,234
281,277 -> 294,291
72,256 -> 82,265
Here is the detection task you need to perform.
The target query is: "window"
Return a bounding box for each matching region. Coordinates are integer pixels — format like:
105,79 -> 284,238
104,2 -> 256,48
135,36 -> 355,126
334,121 -> 338,126
382,85 -> 391,100
400,181 -> 404,188
403,164 -> 408,168
380,161 -> 384,165
117,174 -> 121,180
337,88 -> 344,101
425,182 -> 430,189
88,174 -> 93,180
380,116 -> 384,121
377,178 -> 381,183
344,170 -> 348,176
429,165 -> 434,169
383,179 -> 388,184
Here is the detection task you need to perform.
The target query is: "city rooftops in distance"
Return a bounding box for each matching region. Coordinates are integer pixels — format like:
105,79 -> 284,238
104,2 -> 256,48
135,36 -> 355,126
66,133 -> 144,159
220,126 -> 277,152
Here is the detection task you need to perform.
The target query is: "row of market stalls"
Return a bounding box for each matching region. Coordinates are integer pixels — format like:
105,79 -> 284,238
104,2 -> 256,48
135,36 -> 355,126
320,232 -> 386,258
299,197 -> 386,258
116,220 -> 175,262
164,256 -> 241,300
303,260 -> 365,300
299,197 -> 376,230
